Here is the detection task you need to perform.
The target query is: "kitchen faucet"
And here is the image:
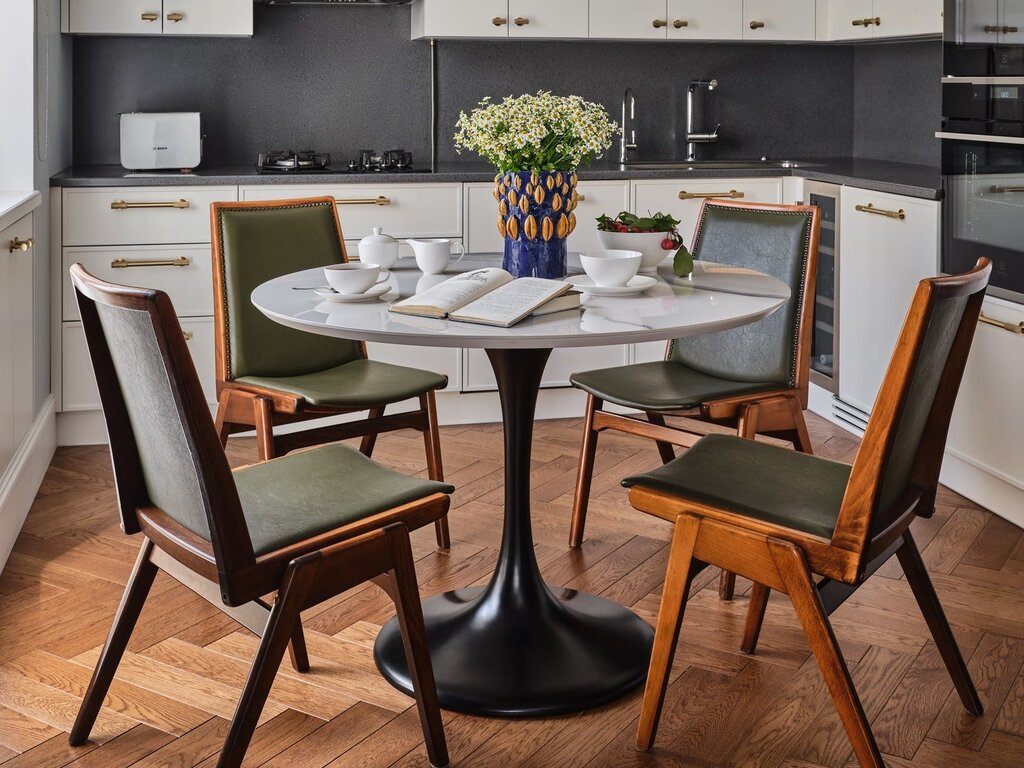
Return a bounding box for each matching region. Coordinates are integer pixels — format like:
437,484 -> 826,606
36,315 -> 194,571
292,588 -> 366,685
620,88 -> 637,164
686,79 -> 720,161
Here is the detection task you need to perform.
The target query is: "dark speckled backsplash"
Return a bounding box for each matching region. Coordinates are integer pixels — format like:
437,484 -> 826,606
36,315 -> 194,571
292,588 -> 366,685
71,5 -> 940,168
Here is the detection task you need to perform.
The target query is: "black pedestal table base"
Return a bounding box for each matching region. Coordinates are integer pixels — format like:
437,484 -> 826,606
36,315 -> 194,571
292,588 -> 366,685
374,347 -> 654,717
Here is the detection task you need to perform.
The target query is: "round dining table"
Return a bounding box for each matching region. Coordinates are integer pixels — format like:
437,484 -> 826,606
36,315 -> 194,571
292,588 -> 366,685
251,254 -> 790,718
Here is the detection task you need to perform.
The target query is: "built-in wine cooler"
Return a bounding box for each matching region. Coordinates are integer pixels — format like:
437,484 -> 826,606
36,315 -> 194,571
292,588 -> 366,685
803,181 -> 841,394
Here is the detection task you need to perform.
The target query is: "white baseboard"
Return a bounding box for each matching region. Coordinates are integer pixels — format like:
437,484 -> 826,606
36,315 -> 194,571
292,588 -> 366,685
940,451 -> 1024,529
0,396 -> 57,571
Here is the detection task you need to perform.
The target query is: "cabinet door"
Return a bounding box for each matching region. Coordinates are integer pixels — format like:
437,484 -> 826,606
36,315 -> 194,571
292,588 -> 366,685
632,178 -> 784,249
827,0 -> 874,40
668,0 -> 742,40
873,0 -> 940,38
591,0 -> 668,40
162,0 -> 252,37
1002,0 -> 1024,44
567,181 -> 631,255
959,0 -> 1000,43
413,0 -> 510,38
9,216 -> 34,448
67,0 -> 163,35
508,0 -> 588,38
838,188 -> 939,416
742,0 -> 816,41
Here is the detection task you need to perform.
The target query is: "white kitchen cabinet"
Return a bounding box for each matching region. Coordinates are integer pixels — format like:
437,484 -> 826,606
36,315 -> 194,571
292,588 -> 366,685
743,0 -> 816,41
838,187 -> 939,418
826,0 -> 875,40
590,0 -> 669,40
1,213 -> 35,471
822,0 -> 941,40
508,0 -> 589,38
64,0 -> 252,36
668,0 -> 743,40
411,0 -> 512,38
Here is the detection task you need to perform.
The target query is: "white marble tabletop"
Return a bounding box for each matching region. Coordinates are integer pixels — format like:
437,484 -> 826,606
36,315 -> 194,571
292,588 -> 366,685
251,254 -> 790,350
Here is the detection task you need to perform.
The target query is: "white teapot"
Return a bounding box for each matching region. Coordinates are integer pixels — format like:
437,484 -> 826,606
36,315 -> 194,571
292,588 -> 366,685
358,227 -> 400,269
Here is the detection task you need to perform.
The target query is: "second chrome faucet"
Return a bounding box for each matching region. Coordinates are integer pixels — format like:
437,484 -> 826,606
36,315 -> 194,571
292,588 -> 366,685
686,78 -> 720,161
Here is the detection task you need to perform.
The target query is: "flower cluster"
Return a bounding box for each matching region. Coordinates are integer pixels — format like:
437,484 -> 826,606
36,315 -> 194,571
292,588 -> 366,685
454,91 -> 618,173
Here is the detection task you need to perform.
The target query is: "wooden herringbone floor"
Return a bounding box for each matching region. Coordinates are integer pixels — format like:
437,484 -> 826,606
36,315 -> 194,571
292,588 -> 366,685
0,413 -> 1022,767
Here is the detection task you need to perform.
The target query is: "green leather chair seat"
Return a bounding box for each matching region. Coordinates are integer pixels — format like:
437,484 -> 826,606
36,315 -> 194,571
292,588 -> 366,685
236,359 -> 448,408
570,361 -> 781,412
622,434 -> 850,540
233,443 -> 454,556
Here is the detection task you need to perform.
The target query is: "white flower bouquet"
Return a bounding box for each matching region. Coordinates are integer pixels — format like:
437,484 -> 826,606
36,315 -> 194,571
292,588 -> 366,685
454,91 -> 618,173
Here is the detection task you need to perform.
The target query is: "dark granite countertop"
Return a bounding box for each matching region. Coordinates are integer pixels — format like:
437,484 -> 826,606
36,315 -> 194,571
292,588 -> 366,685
50,157 -> 943,200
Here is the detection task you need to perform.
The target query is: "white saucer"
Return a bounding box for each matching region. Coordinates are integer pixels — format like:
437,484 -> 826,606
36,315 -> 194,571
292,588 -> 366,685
313,283 -> 391,303
568,274 -> 658,296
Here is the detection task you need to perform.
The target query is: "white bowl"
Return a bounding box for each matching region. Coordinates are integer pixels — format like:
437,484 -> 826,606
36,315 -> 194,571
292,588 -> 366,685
579,249 -> 642,288
324,263 -> 383,295
597,230 -> 672,273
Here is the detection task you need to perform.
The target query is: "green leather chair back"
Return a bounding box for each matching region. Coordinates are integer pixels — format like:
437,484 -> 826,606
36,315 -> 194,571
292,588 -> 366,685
215,201 -> 363,380
669,203 -> 814,386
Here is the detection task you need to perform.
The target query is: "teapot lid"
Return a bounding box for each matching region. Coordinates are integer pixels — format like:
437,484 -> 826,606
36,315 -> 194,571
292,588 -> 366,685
360,226 -> 397,245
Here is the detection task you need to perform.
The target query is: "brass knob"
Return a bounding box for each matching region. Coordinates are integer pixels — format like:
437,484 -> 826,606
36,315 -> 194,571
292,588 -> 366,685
492,16 -> 507,26
653,19 -> 668,29
577,194 -> 586,202
869,16 -> 881,26
141,12 -> 159,21
514,17 -> 529,26
182,331 -> 193,342
674,19 -> 689,29
749,20 -> 766,30
166,12 -> 184,22
9,237 -> 33,253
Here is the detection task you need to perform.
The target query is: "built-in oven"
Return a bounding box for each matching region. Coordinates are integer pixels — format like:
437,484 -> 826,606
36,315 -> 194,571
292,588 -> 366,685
939,0 -> 1024,303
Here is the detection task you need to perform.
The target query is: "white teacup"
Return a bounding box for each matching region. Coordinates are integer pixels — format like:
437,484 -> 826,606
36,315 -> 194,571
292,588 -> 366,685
579,250 -> 642,288
323,263 -> 388,295
409,238 -> 466,275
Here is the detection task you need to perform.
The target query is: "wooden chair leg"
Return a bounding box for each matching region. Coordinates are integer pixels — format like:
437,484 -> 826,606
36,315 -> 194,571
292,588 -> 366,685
214,390 -> 233,448
645,413 -> 676,465
768,538 -> 884,768
896,531 -> 983,715
636,515 -> 702,752
788,398 -> 814,454
253,396 -> 276,462
384,526 -> 449,768
741,582 -> 771,654
718,571 -> 737,600
569,395 -> 602,549
218,563 -> 314,768
70,539 -> 159,746
288,622 -> 310,674
421,393 -> 451,551
360,406 -> 385,458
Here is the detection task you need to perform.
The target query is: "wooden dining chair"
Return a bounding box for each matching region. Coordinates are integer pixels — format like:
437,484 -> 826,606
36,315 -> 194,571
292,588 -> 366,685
210,197 -> 451,549
568,199 -> 820,599
622,259 -> 991,767
67,264 -> 451,768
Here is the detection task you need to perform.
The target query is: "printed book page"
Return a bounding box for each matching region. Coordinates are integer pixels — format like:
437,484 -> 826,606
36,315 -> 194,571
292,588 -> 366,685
389,268 -> 512,319
449,278 -> 571,327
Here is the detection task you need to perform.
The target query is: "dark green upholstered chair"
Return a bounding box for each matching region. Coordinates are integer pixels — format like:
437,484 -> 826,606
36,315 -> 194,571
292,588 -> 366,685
624,260 -> 991,768
568,199 -> 820,599
68,264 -> 451,768
211,197 -> 450,549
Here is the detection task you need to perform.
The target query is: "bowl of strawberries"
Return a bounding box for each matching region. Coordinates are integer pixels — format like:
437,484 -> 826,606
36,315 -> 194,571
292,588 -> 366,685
595,211 -> 683,273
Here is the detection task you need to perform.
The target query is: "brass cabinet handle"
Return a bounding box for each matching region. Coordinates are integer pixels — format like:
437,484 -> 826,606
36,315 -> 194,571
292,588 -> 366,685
514,17 -> 529,26
749,20 -> 766,30
182,330 -> 194,342
9,237 -> 33,253
979,312 -> 1024,335
855,203 -> 905,220
111,199 -> 190,210
166,12 -> 184,22
991,185 -> 1024,193
141,12 -> 159,21
332,196 -> 391,206
653,19 -> 668,29
576,194 -> 586,201
983,24 -> 1017,33
1010,26 -> 1021,33
852,18 -> 868,26
492,16 -> 507,26
674,19 -> 689,29
111,256 -> 191,269
852,17 -> 879,27
984,25 -> 1001,32
679,189 -> 745,200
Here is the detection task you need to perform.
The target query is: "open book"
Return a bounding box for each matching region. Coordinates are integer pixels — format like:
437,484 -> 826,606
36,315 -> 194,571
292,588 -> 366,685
389,268 -> 578,327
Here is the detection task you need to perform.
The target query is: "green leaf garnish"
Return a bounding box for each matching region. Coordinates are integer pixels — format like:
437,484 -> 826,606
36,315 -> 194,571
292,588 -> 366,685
673,244 -> 694,277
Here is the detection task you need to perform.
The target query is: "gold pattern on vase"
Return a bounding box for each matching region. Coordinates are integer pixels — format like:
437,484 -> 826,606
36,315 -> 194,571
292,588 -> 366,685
512,174 -> 523,190
570,172 -> 579,186
533,186 -> 545,205
546,175 -> 556,191
542,216 -> 555,242
508,188 -> 519,207
551,193 -> 564,213
525,182 -> 534,197
506,215 -> 520,240
524,215 -> 538,239
518,195 -> 531,214
556,214 -> 569,239
499,199 -> 509,216
568,212 -> 577,234
496,216 -> 507,237
560,183 -> 569,195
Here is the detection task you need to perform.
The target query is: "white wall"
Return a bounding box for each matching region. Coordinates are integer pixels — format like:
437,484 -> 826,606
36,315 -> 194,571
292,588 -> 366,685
0,1 -> 35,190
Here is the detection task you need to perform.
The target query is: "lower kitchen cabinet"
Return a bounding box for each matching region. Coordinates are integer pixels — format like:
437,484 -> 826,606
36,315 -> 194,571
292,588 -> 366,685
1,213 -> 35,472
837,187 -> 939,422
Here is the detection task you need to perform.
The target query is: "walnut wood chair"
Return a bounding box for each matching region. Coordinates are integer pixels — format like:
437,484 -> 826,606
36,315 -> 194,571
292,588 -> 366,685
67,264 -> 451,768
568,199 -> 820,599
622,259 -> 991,767
210,197 -> 450,549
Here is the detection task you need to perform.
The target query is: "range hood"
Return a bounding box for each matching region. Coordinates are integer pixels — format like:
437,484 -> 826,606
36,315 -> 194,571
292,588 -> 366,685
258,0 -> 411,5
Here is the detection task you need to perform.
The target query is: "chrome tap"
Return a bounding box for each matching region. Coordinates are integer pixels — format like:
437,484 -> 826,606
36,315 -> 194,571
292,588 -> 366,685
620,88 -> 637,164
686,79 -> 720,162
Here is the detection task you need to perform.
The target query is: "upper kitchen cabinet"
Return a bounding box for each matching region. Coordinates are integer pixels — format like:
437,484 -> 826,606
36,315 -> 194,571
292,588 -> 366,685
958,0 -> 1024,44
668,0 -> 743,40
743,0 -> 817,41
412,0 -> 588,39
590,0 -> 669,39
62,0 -> 253,37
820,0 -> 942,41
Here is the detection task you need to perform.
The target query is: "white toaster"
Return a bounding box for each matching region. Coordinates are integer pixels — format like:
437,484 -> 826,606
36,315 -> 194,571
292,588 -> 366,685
120,112 -> 202,171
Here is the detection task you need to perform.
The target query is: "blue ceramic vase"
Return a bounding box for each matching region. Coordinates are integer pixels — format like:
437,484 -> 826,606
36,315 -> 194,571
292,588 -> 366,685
496,170 -> 579,279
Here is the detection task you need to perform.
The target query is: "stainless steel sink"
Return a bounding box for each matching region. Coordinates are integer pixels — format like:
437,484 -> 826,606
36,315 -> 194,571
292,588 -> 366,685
623,160 -> 810,171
